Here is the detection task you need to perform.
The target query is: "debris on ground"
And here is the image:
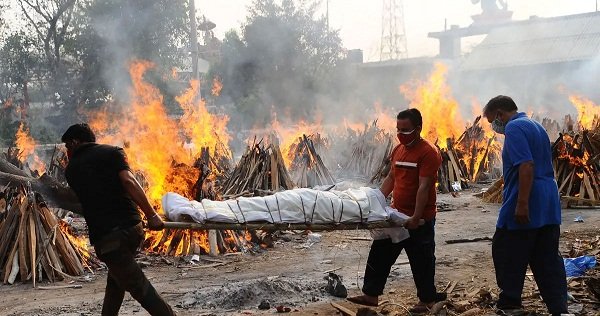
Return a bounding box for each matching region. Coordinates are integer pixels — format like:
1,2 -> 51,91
325,272 -> 348,298
176,276 -> 325,310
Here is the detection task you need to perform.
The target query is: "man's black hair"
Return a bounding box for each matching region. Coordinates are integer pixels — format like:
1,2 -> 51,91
396,108 -> 423,128
483,95 -> 518,115
61,123 -> 96,143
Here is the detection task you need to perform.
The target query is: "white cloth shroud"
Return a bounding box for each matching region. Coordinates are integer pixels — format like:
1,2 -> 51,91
162,187 -> 409,243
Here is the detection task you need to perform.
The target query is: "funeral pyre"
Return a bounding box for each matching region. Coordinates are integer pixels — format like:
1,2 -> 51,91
479,95 -> 600,206
0,185 -> 100,286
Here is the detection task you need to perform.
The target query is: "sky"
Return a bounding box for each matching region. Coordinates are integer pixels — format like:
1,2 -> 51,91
197,0 -> 597,61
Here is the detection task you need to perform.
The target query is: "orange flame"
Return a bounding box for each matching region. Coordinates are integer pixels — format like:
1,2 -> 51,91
177,79 -> 231,165
14,122 -> 46,174
400,63 -> 464,148
89,60 -> 229,205
271,115 -> 323,168
58,221 -> 92,268
569,95 -> 600,130
373,102 -> 397,132
87,60 -> 245,256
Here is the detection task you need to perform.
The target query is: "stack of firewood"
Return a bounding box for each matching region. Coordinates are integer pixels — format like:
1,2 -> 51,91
143,228 -> 270,257
288,134 -> 335,188
369,138 -> 394,184
475,177 -> 504,203
0,156 -> 81,213
437,139 -> 470,193
454,116 -> 499,183
343,120 -> 394,180
369,117 -> 499,190
0,186 -> 95,286
553,130 -> 600,206
221,136 -> 295,198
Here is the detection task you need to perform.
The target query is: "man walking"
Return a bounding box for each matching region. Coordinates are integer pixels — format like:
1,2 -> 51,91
348,108 -> 446,313
483,96 -> 567,315
62,123 -> 176,316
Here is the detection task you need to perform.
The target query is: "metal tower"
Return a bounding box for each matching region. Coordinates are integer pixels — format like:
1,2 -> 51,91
380,0 -> 408,61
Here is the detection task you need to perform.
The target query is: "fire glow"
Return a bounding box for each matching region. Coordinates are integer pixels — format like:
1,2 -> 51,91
569,95 -> 600,130
400,63 -> 465,149
89,60 -> 230,204
14,122 -> 46,174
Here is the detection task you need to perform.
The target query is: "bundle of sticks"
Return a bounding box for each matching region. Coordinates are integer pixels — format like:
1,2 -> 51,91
142,228 -> 266,257
288,134 -> 335,188
0,186 -> 96,286
475,177 -> 504,203
343,120 -> 394,180
437,139 -> 471,193
553,130 -> 600,206
221,136 -> 294,198
454,116 -> 499,183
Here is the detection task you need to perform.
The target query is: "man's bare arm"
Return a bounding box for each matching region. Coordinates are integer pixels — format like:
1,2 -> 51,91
379,167 -> 394,197
515,161 -> 534,224
413,176 -> 435,221
118,170 -> 164,230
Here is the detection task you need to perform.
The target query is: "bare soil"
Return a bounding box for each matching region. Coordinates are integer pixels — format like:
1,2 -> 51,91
1,190 -> 599,316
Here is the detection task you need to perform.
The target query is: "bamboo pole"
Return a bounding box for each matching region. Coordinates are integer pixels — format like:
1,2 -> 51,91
163,220 -> 411,232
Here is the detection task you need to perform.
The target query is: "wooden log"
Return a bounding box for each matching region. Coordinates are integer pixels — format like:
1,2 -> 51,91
561,195 -> 600,206
0,157 -> 29,177
208,230 -> 218,256
7,251 -> 19,284
17,200 -> 30,282
0,195 -> 22,267
579,172 -> 587,201
566,168 -> 577,197
558,169 -> 575,193
39,206 -> 83,275
446,236 -> 492,244
0,171 -> 81,213
270,152 -> 279,191
31,209 -> 56,282
28,209 -> 37,287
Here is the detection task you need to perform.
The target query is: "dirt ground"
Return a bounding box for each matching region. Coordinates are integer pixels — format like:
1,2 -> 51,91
1,189 -> 599,316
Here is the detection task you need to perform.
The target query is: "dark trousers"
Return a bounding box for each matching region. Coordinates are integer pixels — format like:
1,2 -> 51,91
492,224 -> 567,314
362,220 -> 438,302
94,223 -> 176,316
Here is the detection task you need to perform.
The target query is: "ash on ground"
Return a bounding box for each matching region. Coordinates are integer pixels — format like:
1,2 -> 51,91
178,275 -> 327,311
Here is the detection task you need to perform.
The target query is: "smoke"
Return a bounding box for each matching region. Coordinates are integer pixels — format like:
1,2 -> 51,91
89,0 -> 188,104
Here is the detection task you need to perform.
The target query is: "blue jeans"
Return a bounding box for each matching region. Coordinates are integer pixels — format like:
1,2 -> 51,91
362,220 -> 438,302
492,224 -> 568,314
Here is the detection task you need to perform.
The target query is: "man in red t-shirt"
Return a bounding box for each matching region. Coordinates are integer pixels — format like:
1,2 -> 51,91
348,108 -> 446,313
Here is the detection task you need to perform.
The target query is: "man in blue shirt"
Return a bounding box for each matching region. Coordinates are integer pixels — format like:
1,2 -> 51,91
483,96 -> 567,315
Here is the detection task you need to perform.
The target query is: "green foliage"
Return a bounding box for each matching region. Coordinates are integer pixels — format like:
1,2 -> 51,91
211,0 -> 345,127
65,0 -> 190,110
0,32 -> 43,100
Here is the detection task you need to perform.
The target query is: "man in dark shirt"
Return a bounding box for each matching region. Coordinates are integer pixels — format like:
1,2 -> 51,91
62,123 -> 176,316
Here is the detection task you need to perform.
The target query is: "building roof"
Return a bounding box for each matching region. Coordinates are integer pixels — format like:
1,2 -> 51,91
460,12 -> 600,71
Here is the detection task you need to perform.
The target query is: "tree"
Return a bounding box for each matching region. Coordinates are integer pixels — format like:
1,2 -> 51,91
16,0 -> 78,107
67,0 -> 190,109
0,32 -> 44,106
211,0 -> 345,127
